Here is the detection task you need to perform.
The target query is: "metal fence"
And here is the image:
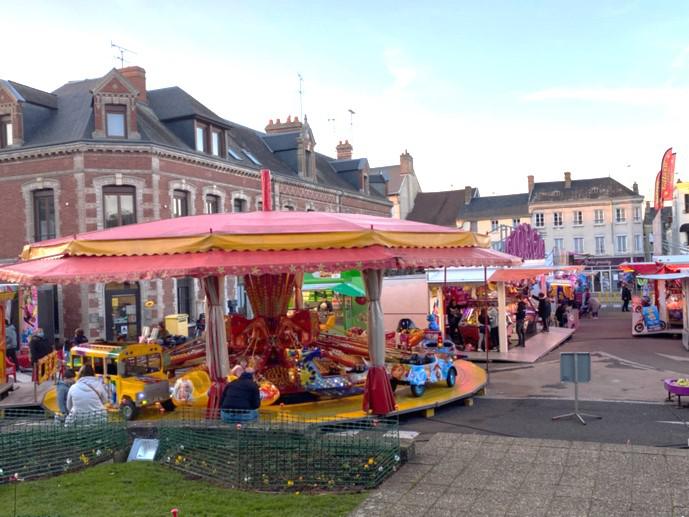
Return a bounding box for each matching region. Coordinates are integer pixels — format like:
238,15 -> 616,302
0,409 -> 127,483
156,409 -> 401,491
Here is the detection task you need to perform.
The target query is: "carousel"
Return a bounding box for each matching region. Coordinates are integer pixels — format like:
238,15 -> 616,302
0,171 -> 520,417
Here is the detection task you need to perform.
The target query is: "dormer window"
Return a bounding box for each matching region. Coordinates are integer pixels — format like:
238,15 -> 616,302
243,149 -> 261,166
0,115 -> 13,148
228,148 -> 242,160
211,130 -> 222,156
195,124 -> 207,152
105,105 -> 126,138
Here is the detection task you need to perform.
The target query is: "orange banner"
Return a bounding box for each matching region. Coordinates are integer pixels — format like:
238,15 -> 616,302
654,170 -> 663,211
660,148 -> 676,204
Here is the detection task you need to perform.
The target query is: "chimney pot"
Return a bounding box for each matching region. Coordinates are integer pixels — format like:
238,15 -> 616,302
632,181 -> 639,194
564,171 -> 572,188
118,66 -> 147,103
336,140 -> 353,160
464,185 -> 473,205
400,150 -> 413,176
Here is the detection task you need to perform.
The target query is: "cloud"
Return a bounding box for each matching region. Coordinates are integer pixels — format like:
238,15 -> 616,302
383,48 -> 417,90
523,86 -> 689,106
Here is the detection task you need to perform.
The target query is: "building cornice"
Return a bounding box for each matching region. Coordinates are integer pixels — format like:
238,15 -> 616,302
0,141 -> 391,207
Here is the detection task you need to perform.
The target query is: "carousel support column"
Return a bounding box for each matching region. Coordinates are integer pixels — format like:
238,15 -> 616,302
261,169 -> 272,211
202,275 -> 230,417
497,281 -> 508,354
682,278 -> 689,351
658,280 -> 668,323
294,271 -> 304,310
362,269 -> 396,415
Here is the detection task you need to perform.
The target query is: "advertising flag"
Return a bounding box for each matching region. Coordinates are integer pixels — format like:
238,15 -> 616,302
660,148 -> 676,203
654,170 -> 662,210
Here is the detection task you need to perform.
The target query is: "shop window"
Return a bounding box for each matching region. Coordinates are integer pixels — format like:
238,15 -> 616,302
173,190 -> 189,217
0,115 -> 12,148
205,194 -> 220,214
33,189 -> 56,241
534,213 -> 544,228
103,186 -> 136,228
553,212 -> 563,227
233,198 -> 247,213
594,209 -> 604,225
176,277 -> 193,316
105,105 -> 126,138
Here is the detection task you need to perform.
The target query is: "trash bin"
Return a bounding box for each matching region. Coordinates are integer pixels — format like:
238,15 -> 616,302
165,314 -> 189,337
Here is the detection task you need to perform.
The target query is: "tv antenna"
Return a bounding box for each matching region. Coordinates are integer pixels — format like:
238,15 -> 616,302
348,108 -> 356,128
111,41 -> 137,68
298,73 -> 304,121
327,117 -> 336,136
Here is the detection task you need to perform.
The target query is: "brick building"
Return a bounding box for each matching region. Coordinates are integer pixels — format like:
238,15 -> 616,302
0,66 -> 392,341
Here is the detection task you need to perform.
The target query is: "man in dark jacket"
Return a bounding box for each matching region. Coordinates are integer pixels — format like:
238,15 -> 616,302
220,368 -> 261,423
29,328 -> 52,366
621,285 -> 631,312
532,293 -> 551,332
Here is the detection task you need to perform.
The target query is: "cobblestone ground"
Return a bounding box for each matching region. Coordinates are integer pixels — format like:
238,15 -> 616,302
351,433 -> 689,517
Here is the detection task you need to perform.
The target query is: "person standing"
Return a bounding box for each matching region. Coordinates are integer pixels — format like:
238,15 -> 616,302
621,284 -> 631,312
5,319 -> 17,367
220,367 -> 261,423
477,308 -> 488,352
515,301 -> 527,347
589,296 -> 601,319
532,293 -> 551,332
29,328 -> 52,366
488,305 -> 499,351
56,368 -> 76,416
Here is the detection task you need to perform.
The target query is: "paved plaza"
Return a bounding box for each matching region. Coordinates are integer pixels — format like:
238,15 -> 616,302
353,432 -> 689,517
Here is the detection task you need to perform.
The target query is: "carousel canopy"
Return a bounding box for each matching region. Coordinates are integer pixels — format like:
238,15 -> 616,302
2,212 -> 521,285
21,211 -> 492,260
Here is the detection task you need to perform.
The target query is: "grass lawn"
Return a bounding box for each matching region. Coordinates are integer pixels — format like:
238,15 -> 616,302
0,462 -> 367,517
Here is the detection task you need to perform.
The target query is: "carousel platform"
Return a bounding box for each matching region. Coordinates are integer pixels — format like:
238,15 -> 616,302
463,326 -> 574,364
0,372 -> 52,409
261,359 -> 487,422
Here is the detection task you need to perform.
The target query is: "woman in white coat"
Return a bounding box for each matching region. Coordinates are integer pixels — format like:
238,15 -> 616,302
65,363 -> 108,424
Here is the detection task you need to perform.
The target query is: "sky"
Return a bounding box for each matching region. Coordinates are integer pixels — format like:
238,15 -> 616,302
3,0 -> 689,201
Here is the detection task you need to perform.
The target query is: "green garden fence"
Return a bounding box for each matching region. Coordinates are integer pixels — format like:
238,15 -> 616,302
156,409 -> 401,492
0,408 -> 127,483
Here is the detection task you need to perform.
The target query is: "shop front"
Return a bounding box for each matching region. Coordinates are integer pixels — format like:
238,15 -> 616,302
104,282 -> 141,342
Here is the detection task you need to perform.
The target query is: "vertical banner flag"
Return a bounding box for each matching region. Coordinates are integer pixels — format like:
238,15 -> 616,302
660,148 -> 676,204
654,170 -> 663,210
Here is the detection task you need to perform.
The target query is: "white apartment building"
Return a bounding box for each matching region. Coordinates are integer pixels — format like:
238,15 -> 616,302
529,172 -> 644,264
670,181 -> 689,254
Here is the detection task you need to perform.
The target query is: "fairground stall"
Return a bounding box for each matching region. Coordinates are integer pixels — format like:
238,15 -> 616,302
620,257 -> 689,341
0,171 -> 519,417
300,270 -> 368,334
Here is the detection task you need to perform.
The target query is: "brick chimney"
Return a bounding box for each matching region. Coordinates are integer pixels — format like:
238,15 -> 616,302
633,181 -> 639,194
464,185 -> 473,205
265,115 -> 303,134
528,175 -> 535,194
336,140 -> 353,160
400,150 -> 413,175
119,66 -> 147,103
645,200 -> 650,210
564,171 -> 572,189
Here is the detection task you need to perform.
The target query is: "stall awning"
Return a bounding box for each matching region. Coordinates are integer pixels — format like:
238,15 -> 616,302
619,262 -> 665,274
639,272 -> 689,280
488,266 -> 583,283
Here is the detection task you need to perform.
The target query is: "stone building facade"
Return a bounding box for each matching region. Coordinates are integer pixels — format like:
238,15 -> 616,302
0,66 -> 392,341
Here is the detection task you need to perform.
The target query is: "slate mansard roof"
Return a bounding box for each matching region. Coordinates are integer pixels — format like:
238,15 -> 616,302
1,71 -> 387,200
529,177 -> 639,204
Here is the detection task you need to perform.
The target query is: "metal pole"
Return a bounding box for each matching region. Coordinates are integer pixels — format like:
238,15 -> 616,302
484,265 -> 489,382
573,355 -> 579,414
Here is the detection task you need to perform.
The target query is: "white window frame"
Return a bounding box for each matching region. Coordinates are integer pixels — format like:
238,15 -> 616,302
512,218 -> 520,227
491,220 -> 499,231
554,238 -> 564,250
594,209 -> 604,225
553,212 -> 563,227
573,211 -> 583,226
616,234 -> 628,253
633,206 -> 641,223
573,237 -> 584,254
534,212 -> 544,228
595,236 -> 605,255
615,208 -> 626,223
634,234 -> 643,252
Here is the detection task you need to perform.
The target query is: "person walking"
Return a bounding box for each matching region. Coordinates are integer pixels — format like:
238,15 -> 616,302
220,367 -> 261,423
65,364 -> 108,424
515,301 -> 527,348
5,319 -> 17,367
532,293 -> 551,332
589,296 -> 601,319
477,308 -> 488,352
621,284 -> 631,312
488,305 -> 499,351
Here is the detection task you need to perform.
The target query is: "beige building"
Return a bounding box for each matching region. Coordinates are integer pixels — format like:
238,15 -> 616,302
370,150 -> 422,219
